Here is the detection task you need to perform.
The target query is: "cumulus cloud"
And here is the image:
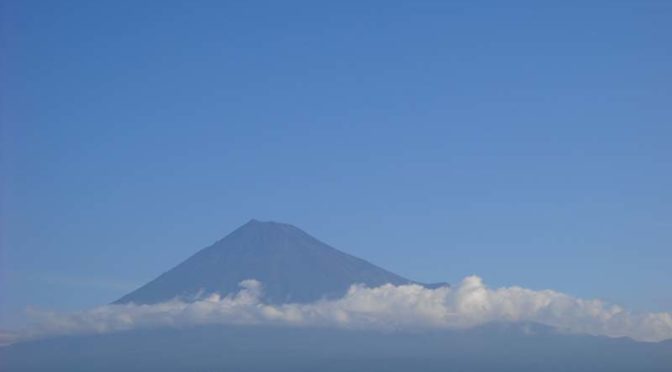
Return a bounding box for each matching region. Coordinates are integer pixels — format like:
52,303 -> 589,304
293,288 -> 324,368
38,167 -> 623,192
9,277 -> 672,344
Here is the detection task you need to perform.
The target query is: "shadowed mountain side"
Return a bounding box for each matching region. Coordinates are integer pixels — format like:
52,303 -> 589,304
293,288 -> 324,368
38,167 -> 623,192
116,220 -> 447,304
2,324 -> 671,372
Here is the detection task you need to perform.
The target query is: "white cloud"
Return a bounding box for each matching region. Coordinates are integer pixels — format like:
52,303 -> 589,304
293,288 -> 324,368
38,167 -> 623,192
9,276 -> 672,344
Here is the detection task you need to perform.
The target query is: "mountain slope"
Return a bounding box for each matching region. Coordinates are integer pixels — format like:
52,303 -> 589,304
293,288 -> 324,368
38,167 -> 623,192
116,220 -> 438,304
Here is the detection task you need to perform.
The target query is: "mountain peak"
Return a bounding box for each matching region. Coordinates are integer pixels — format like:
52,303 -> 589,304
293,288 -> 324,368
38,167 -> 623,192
244,218 -> 272,225
115,220 -> 438,305
238,218 -> 302,233
223,219 -> 316,248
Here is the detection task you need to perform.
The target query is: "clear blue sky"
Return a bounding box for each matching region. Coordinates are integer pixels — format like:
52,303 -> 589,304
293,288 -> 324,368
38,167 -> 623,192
1,1 -> 670,329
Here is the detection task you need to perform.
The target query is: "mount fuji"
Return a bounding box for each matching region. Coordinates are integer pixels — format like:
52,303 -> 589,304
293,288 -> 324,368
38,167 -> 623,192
116,219 -> 446,305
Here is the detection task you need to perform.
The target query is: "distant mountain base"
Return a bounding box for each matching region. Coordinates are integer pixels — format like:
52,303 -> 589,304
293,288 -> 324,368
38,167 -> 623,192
3,324 -> 671,372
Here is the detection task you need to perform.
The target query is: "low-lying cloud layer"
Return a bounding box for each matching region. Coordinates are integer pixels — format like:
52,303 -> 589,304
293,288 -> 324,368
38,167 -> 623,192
6,276 -> 672,344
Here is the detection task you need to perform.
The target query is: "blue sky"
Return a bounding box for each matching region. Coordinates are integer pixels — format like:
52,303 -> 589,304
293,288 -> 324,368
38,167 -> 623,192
1,1 -> 670,328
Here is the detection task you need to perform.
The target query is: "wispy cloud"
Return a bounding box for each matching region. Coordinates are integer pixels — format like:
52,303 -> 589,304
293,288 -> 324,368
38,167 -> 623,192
7,276 -> 672,345
6,270 -> 140,292
0,331 -> 19,346
42,275 -> 139,292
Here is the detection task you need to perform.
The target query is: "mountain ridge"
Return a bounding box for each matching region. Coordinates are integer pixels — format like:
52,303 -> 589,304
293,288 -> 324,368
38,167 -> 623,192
5,323 -> 671,371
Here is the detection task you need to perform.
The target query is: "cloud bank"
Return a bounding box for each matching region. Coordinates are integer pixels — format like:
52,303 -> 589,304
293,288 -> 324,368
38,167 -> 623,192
7,276 -> 672,344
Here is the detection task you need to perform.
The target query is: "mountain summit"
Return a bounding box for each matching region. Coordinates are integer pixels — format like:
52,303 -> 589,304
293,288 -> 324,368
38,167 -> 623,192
116,220 -> 441,304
